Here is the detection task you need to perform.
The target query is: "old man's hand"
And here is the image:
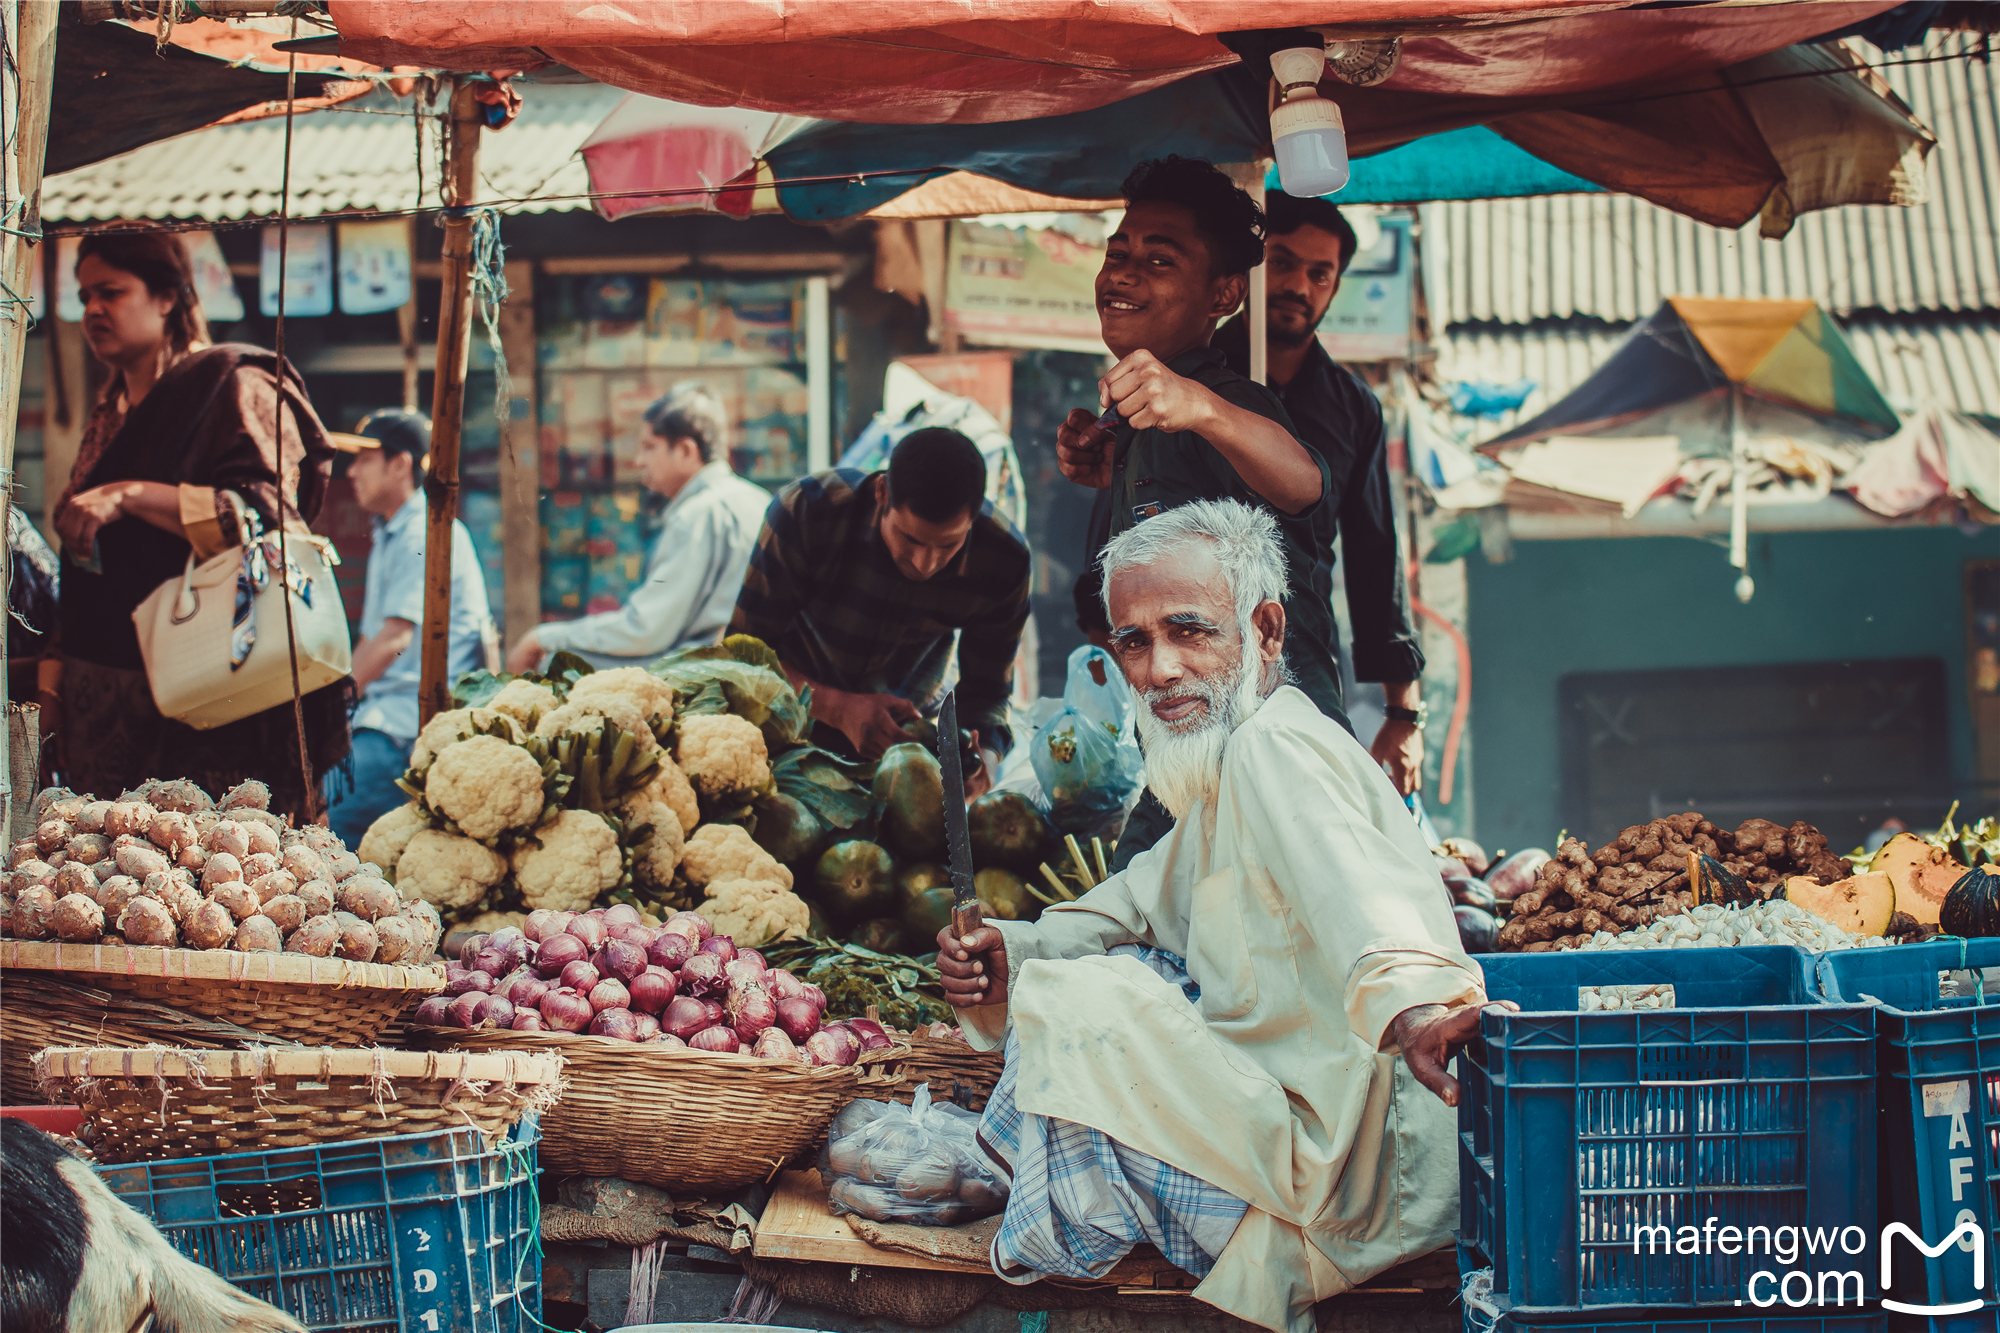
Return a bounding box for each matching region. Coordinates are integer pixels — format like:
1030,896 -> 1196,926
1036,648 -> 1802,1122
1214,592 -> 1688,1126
1389,1000 -> 1520,1106
936,924 -> 1010,1008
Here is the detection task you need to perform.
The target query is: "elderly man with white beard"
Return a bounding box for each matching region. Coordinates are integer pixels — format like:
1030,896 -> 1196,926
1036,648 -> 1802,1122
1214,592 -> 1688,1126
935,498 -> 1498,1333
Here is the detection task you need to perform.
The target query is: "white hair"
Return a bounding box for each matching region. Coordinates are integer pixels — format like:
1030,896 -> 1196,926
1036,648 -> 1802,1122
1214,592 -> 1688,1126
1100,500 -> 1292,819
1099,498 -> 1289,632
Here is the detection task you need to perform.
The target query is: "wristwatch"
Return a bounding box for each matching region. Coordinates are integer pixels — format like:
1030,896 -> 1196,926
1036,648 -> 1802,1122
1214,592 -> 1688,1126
1385,702 -> 1428,729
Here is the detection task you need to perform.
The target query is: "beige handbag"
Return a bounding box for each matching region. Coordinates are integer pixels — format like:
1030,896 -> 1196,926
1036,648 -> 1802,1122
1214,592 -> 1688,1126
131,492 -> 352,730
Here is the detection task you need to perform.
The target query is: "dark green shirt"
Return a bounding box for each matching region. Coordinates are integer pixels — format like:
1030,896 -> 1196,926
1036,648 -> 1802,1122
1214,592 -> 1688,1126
1102,343 -> 1349,731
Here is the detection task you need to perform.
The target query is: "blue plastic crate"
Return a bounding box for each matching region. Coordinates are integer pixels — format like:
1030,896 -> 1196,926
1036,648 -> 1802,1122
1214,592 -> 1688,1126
96,1120 -> 541,1333
1461,946 -> 1877,1313
1816,939 -> 2000,1321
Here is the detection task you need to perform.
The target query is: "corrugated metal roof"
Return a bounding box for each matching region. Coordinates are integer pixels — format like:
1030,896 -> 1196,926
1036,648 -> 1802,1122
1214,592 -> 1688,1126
44,84 -> 620,222
1440,312 -> 2000,439
1429,34 -> 2000,322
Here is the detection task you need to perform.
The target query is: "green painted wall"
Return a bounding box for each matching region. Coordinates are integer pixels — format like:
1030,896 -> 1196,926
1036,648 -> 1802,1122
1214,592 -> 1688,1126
1466,525 -> 2000,856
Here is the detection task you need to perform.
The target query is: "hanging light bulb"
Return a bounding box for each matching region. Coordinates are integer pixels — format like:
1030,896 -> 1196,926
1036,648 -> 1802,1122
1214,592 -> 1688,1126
1270,45 -> 1348,197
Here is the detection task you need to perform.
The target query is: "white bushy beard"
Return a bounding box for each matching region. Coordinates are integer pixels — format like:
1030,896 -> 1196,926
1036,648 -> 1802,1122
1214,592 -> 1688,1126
1134,619 -> 1275,821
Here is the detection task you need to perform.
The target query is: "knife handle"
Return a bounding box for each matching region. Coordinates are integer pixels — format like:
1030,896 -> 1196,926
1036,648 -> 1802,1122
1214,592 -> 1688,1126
951,900 -> 986,945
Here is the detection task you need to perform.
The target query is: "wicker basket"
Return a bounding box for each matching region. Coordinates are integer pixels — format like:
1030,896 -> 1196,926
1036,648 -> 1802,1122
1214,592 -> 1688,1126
417,1026 -> 904,1193
857,1031 -> 1005,1111
0,940 -> 446,1054
35,1045 -> 565,1164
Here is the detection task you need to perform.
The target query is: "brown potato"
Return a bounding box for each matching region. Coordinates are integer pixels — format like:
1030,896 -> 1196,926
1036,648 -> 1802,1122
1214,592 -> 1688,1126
200,853 -> 243,891
201,821 -> 250,860
336,917 -> 379,962
34,819 -> 72,856
73,801 -> 113,834
243,822 -> 282,859
250,871 -> 299,904
104,802 -> 156,838
280,845 -> 328,885
297,881 -> 336,918
372,915 -> 418,964
219,780 -> 272,812
286,915 -> 341,957
65,834 -> 112,866
9,885 -> 56,938
234,915 -> 283,952
160,881 -> 204,927
336,878 -> 400,923
94,875 -> 139,921
147,811 -> 196,855
176,844 -> 207,872
149,779 -> 214,815
208,882 -> 260,922
259,894 -> 306,935
183,899 -> 237,950
114,841 -> 170,881
48,892 -> 103,942
240,852 -> 280,882
54,862 -> 97,899
116,896 -> 178,948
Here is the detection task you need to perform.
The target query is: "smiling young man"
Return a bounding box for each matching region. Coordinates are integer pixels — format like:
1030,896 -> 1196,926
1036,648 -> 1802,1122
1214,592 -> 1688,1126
729,427 -> 1029,784
507,383 -> 771,671
1056,156 -> 1345,867
1215,194 -> 1428,796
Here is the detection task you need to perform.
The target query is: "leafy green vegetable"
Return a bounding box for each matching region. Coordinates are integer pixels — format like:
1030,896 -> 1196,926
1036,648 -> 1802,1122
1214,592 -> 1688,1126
452,669 -> 509,709
762,933 -> 954,1029
773,746 -> 876,830
677,679 -> 731,716
545,651 -> 596,688
651,650 -> 810,747
723,634 -> 785,674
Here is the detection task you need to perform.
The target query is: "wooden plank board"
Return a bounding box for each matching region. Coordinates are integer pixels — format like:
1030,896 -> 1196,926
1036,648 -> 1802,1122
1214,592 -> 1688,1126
753,1170 -> 991,1273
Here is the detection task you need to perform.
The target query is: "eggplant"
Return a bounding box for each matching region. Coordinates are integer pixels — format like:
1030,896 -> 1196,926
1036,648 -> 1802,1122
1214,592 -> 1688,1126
1941,867 -> 2000,938
1454,905 -> 1499,954
1690,854 -> 1751,907
1448,877 -> 1497,913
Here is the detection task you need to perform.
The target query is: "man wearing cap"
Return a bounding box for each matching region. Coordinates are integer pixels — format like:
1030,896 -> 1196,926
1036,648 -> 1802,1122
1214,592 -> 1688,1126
325,410 -> 496,845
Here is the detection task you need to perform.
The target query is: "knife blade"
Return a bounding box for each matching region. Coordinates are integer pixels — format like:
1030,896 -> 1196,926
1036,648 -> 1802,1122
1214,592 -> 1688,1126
936,690 -> 983,943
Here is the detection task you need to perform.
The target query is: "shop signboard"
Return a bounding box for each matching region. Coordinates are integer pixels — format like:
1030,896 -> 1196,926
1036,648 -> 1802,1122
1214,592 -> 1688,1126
260,223 -> 334,318
944,221 -> 1106,353
1317,214 -> 1413,362
337,219 -> 412,316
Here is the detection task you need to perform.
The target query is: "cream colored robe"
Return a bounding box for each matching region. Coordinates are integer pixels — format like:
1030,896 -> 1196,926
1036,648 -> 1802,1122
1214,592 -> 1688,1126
961,686 -> 1487,1333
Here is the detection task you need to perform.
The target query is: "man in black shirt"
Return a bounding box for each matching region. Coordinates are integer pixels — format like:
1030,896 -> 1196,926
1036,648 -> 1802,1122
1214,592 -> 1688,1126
1215,194 -> 1428,796
1056,157 -> 1348,867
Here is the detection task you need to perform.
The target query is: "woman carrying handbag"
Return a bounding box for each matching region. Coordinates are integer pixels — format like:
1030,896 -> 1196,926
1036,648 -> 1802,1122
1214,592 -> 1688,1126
47,230 -> 352,821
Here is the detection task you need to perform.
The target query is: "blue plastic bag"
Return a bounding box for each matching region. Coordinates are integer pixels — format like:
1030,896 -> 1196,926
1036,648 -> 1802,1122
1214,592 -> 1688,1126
1031,646 -> 1144,836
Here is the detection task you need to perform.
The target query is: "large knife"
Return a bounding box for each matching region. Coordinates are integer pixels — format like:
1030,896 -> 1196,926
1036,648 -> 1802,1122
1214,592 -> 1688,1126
936,690 -> 983,944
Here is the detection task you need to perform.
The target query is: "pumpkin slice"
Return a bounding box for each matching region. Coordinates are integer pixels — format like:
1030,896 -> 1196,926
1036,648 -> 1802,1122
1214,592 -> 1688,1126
1941,867 -> 2000,938
1786,871 -> 1896,937
1870,832 -> 1968,926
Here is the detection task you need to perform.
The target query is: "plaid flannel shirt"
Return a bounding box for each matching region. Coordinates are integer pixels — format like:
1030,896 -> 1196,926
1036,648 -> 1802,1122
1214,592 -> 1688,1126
728,468 -> 1031,753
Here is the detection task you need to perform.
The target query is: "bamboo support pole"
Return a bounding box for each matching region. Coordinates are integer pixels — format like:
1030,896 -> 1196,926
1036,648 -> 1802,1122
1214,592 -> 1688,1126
0,0 -> 58,838
418,81 -> 480,726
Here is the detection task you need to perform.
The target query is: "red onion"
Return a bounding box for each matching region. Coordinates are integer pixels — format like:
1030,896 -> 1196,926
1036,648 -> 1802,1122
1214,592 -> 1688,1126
701,999 -> 725,1027
649,1032 -> 686,1048
472,947 -> 508,977
689,1026 -> 739,1054
591,1008 -> 642,1041
608,922 -> 655,948
631,1012 -> 661,1041
511,1010 -> 546,1032
723,958 -> 766,990
589,977 -> 631,1012
737,948 -> 767,972
662,995 -> 711,1040
599,937 -> 648,983
751,1028 -> 797,1062
447,992 -> 486,1029
679,953 -> 725,995
413,996 -> 451,1027
629,969 -> 676,1014
666,911 -> 711,942
490,926 -> 531,962
648,931 -> 694,971
835,1018 -> 894,1054
559,960 -> 601,993
506,973 -> 549,1010
805,1027 -> 860,1067
726,981 -> 777,1040
699,934 -> 737,964
767,968 -> 805,1000
458,933 -> 490,967
534,932 -> 587,977
539,987 -> 594,1033
774,996 -> 821,1044
478,994 -> 515,1029
604,902 -> 643,928
801,983 -> 827,1011
447,969 -> 496,997
566,914 -> 608,951
523,909 -> 570,942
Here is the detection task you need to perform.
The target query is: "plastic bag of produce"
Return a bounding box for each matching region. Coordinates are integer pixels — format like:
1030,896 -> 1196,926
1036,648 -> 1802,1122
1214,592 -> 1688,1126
823,1084 -> 1008,1226
1031,646 -> 1143,837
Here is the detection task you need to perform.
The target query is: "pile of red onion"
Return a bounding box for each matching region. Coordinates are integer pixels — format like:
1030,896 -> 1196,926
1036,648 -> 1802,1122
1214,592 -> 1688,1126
411,905 -> 893,1067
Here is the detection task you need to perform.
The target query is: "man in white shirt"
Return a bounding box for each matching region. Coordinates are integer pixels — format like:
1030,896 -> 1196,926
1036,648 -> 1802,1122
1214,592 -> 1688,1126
507,383 -> 772,670
324,410 -> 495,845
937,499 -> 1496,1333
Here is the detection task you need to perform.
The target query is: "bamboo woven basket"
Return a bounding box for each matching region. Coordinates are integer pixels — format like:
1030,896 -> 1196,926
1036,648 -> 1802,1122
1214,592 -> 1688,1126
856,1031 -> 1005,1111
417,1026 -> 905,1193
34,1045 -> 565,1164
0,940 -> 446,1049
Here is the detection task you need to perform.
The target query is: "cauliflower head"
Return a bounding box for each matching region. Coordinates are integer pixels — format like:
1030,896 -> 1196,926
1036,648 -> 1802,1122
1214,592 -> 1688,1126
642,759 -> 700,836
410,708 -> 524,772
358,802 -> 430,874
511,809 -> 622,912
487,678 -> 560,729
702,877 -> 810,948
676,713 -> 770,797
679,822 -> 792,892
621,795 -> 687,891
567,668 -> 675,730
535,699 -> 660,754
463,909 -> 527,935
396,830 -> 506,910
423,735 -> 546,842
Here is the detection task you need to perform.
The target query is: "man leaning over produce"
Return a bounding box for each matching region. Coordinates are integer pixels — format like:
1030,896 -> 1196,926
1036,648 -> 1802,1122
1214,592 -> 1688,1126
936,498 -> 1501,1333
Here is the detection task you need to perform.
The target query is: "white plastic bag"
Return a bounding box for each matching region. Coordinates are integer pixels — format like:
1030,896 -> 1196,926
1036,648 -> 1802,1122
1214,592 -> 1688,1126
1030,645 -> 1143,837
822,1084 -> 1008,1226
